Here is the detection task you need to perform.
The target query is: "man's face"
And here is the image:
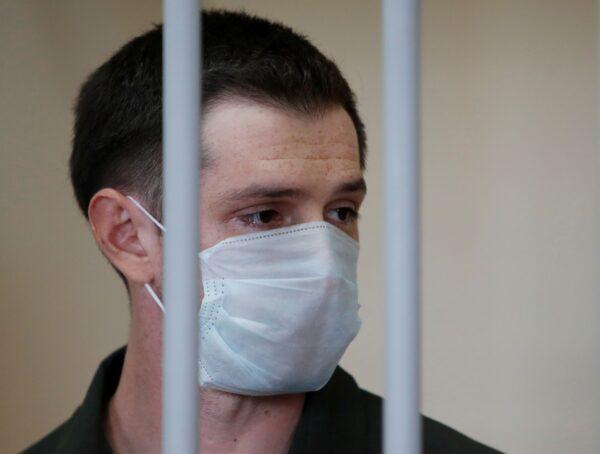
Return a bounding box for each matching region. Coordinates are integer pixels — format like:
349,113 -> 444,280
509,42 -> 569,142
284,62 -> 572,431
198,99 -> 366,250
86,98 -> 365,292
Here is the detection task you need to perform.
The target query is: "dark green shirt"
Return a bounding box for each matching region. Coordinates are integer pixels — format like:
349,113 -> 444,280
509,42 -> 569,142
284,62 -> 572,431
25,348 -> 500,453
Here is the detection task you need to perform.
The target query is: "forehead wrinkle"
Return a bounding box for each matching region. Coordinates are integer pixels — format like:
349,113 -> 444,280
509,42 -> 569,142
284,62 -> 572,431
206,119 -> 357,158
203,138 -> 359,171
207,109 -> 356,145
252,157 -> 360,179
234,132 -> 356,149
252,156 -> 358,163
249,140 -> 360,166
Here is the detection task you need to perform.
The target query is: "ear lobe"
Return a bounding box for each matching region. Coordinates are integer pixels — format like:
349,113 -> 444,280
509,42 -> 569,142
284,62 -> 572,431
88,189 -> 160,284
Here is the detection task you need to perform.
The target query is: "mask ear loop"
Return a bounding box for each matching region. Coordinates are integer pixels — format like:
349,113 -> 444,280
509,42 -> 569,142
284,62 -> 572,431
127,196 -> 166,314
144,283 -> 166,313
127,196 -> 166,232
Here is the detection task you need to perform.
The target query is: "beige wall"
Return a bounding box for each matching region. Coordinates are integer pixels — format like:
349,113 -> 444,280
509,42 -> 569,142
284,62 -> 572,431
0,1 -> 597,452
421,1 -> 597,452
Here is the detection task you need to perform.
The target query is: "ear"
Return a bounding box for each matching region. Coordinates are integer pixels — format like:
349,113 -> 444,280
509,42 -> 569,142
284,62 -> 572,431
88,189 -> 161,285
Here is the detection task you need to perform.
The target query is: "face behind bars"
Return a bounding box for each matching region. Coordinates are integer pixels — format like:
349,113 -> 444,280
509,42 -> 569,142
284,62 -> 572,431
88,98 -> 365,302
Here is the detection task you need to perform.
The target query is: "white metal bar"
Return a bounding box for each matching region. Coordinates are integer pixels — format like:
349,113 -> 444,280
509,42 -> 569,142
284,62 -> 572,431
382,0 -> 421,452
162,1 -> 201,453
597,0 -> 600,448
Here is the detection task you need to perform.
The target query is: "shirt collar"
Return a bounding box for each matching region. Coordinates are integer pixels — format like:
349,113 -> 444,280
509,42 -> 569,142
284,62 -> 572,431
56,346 -> 366,453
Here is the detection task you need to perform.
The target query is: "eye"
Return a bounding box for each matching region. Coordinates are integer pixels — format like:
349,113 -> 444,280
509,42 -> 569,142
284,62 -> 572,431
327,207 -> 359,224
239,209 -> 283,227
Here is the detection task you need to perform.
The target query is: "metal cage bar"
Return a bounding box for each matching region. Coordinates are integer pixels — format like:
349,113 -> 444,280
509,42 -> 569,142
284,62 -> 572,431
597,0 -> 600,447
162,1 -> 201,452
160,1 -> 422,452
383,0 -> 421,452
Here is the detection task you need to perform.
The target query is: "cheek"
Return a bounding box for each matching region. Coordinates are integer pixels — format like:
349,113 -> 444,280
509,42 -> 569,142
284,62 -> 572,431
197,172 -> 232,251
346,223 -> 360,242
198,214 -> 224,252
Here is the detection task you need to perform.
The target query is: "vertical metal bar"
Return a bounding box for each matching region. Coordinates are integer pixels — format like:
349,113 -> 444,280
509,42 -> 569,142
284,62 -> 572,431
597,0 -> 600,448
382,0 -> 421,453
162,1 -> 201,453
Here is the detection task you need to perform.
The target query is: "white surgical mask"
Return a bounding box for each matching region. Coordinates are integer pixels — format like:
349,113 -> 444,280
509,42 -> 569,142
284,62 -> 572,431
128,196 -> 362,395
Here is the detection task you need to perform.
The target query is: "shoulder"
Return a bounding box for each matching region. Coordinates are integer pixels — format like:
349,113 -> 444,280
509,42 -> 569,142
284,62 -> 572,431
333,368 -> 501,454
22,347 -> 126,453
422,416 -> 502,453
24,417 -> 74,453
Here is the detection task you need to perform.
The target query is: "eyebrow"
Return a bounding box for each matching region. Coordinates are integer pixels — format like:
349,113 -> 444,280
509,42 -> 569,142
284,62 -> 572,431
220,177 -> 367,203
334,177 -> 367,195
220,185 -> 302,203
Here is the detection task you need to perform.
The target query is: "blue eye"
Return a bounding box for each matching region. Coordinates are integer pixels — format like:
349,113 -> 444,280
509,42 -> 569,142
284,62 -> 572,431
328,207 -> 359,224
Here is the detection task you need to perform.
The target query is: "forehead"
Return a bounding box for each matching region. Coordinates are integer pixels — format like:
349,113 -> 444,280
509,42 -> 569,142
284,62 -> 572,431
202,99 -> 360,180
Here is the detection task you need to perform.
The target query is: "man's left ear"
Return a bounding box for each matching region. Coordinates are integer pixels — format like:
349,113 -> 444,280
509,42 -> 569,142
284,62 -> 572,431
87,188 -> 161,285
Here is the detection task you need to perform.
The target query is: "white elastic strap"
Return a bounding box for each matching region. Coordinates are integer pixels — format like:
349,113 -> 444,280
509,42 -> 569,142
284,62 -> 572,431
126,196 -> 167,313
145,283 -> 166,313
127,195 -> 166,232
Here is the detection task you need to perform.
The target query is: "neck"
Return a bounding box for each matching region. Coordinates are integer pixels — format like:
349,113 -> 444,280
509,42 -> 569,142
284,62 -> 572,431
105,299 -> 304,454
196,388 -> 304,453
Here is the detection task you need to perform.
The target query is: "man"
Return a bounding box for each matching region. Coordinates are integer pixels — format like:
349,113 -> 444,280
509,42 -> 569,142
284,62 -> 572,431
26,10 -> 499,454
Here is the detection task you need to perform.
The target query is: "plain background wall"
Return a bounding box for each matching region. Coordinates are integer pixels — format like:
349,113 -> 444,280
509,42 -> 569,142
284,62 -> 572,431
0,1 -> 597,452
